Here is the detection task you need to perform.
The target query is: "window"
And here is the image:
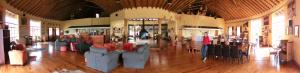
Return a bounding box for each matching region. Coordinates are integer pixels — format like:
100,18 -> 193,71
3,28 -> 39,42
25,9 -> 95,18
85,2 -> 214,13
96,13 -> 100,18
49,28 -> 53,36
237,26 -> 241,37
5,10 -> 19,41
228,27 -> 233,36
56,28 -> 60,36
272,10 -> 285,47
250,18 -> 263,44
30,19 -> 41,41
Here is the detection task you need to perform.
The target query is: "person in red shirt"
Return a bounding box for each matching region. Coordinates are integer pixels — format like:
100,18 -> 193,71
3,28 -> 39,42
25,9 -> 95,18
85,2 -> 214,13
202,32 -> 210,63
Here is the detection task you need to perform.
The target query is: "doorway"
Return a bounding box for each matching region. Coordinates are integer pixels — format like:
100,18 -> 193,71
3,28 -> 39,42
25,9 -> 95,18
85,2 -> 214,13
250,18 -> 263,48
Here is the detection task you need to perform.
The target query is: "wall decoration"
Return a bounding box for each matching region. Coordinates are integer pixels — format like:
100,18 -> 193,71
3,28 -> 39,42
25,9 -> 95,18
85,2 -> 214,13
242,22 -> 249,40
21,14 -> 27,25
294,25 -> 299,37
261,16 -> 271,47
288,0 -> 296,19
288,20 -> 293,35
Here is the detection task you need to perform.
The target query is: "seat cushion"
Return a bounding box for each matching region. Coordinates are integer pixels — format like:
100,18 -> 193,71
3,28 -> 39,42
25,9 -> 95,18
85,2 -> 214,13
104,43 -> 116,52
137,45 -> 147,53
90,47 -> 108,54
123,43 -> 135,52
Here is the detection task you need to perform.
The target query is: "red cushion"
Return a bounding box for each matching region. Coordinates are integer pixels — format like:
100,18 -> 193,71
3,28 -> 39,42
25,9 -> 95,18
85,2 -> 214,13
15,44 -> 25,50
123,43 -> 134,51
93,44 -> 105,49
104,43 -> 116,51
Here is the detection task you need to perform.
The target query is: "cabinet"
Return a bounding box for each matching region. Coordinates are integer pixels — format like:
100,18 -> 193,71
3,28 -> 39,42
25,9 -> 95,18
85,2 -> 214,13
0,29 -> 10,64
279,40 -> 293,62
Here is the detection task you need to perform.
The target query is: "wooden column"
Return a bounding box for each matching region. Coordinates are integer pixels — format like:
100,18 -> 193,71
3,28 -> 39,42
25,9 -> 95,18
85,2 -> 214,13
124,19 -> 128,43
158,18 -> 162,35
0,5 -> 4,29
158,18 -> 162,48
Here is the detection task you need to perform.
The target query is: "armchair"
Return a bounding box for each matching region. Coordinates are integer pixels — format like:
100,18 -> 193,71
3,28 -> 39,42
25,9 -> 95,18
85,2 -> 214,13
84,47 -> 120,73
54,39 -> 67,51
9,44 -> 27,65
122,44 -> 150,69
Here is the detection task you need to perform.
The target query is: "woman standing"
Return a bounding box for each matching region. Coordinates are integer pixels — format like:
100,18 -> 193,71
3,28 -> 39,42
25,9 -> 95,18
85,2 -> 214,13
202,32 -> 210,63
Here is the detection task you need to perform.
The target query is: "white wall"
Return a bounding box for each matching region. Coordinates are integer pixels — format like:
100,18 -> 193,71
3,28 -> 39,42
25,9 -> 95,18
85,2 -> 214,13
62,18 -> 110,29
176,14 -> 225,28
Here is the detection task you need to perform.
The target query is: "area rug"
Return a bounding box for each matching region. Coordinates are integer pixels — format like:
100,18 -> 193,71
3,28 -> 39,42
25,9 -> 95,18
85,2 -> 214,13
26,48 -> 45,52
52,69 -> 85,73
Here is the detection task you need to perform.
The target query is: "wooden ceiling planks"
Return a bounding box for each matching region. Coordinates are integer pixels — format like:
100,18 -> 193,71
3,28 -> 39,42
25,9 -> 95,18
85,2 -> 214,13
204,0 -> 286,20
169,0 -> 181,11
5,0 -> 287,20
176,0 -> 195,12
28,0 -> 43,15
49,2 -> 78,19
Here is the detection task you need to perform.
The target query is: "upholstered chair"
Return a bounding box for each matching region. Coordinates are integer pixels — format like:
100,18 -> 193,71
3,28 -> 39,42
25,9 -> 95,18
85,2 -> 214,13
54,35 -> 67,51
91,35 -> 104,48
8,44 -> 27,65
77,33 -> 92,53
122,44 -> 150,69
84,47 -> 120,73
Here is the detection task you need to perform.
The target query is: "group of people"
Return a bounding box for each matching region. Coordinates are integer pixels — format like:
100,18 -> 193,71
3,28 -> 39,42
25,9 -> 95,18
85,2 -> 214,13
201,32 -> 250,63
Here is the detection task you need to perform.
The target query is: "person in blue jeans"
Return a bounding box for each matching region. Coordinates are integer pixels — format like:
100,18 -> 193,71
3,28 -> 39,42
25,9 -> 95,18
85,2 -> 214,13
202,32 -> 210,63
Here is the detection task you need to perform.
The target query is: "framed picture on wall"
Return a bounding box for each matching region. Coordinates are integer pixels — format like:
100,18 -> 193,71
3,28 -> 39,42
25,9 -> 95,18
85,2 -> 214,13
294,25 -> 299,37
288,20 -> 293,35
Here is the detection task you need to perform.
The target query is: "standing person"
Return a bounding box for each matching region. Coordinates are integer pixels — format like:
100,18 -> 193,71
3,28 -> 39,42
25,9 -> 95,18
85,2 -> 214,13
220,35 -> 225,45
202,32 -> 210,63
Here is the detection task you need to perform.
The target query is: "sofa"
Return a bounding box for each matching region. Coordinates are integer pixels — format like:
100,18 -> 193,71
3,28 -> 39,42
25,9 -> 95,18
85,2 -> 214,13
84,47 -> 120,73
122,44 -> 150,69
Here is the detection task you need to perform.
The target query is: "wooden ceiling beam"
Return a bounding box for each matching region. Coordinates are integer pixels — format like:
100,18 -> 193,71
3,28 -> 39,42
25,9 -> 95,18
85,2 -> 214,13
176,0 -> 195,12
28,0 -> 43,14
120,0 -> 128,8
173,0 -> 191,11
5,0 -> 287,20
221,0 -> 242,19
51,3 -> 81,20
240,0 -> 257,16
237,1 -> 253,18
26,0 -> 42,15
49,1 -> 81,19
141,0 -> 146,7
166,0 -> 176,10
135,0 -> 141,7
209,6 -> 230,19
263,0 -> 273,9
91,0 -> 114,13
208,7 -> 227,19
128,0 -> 136,8
146,0 -> 150,7
154,0 -> 159,7
270,0 -> 280,7
257,0 -> 269,10
169,0 -> 181,11
9,0 -> 22,8
159,0 -> 165,8
247,0 -> 265,14
149,0 -> 155,7
242,0 -> 261,16
37,0 -> 58,18
214,0 -> 235,19
16,0 -> 30,11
